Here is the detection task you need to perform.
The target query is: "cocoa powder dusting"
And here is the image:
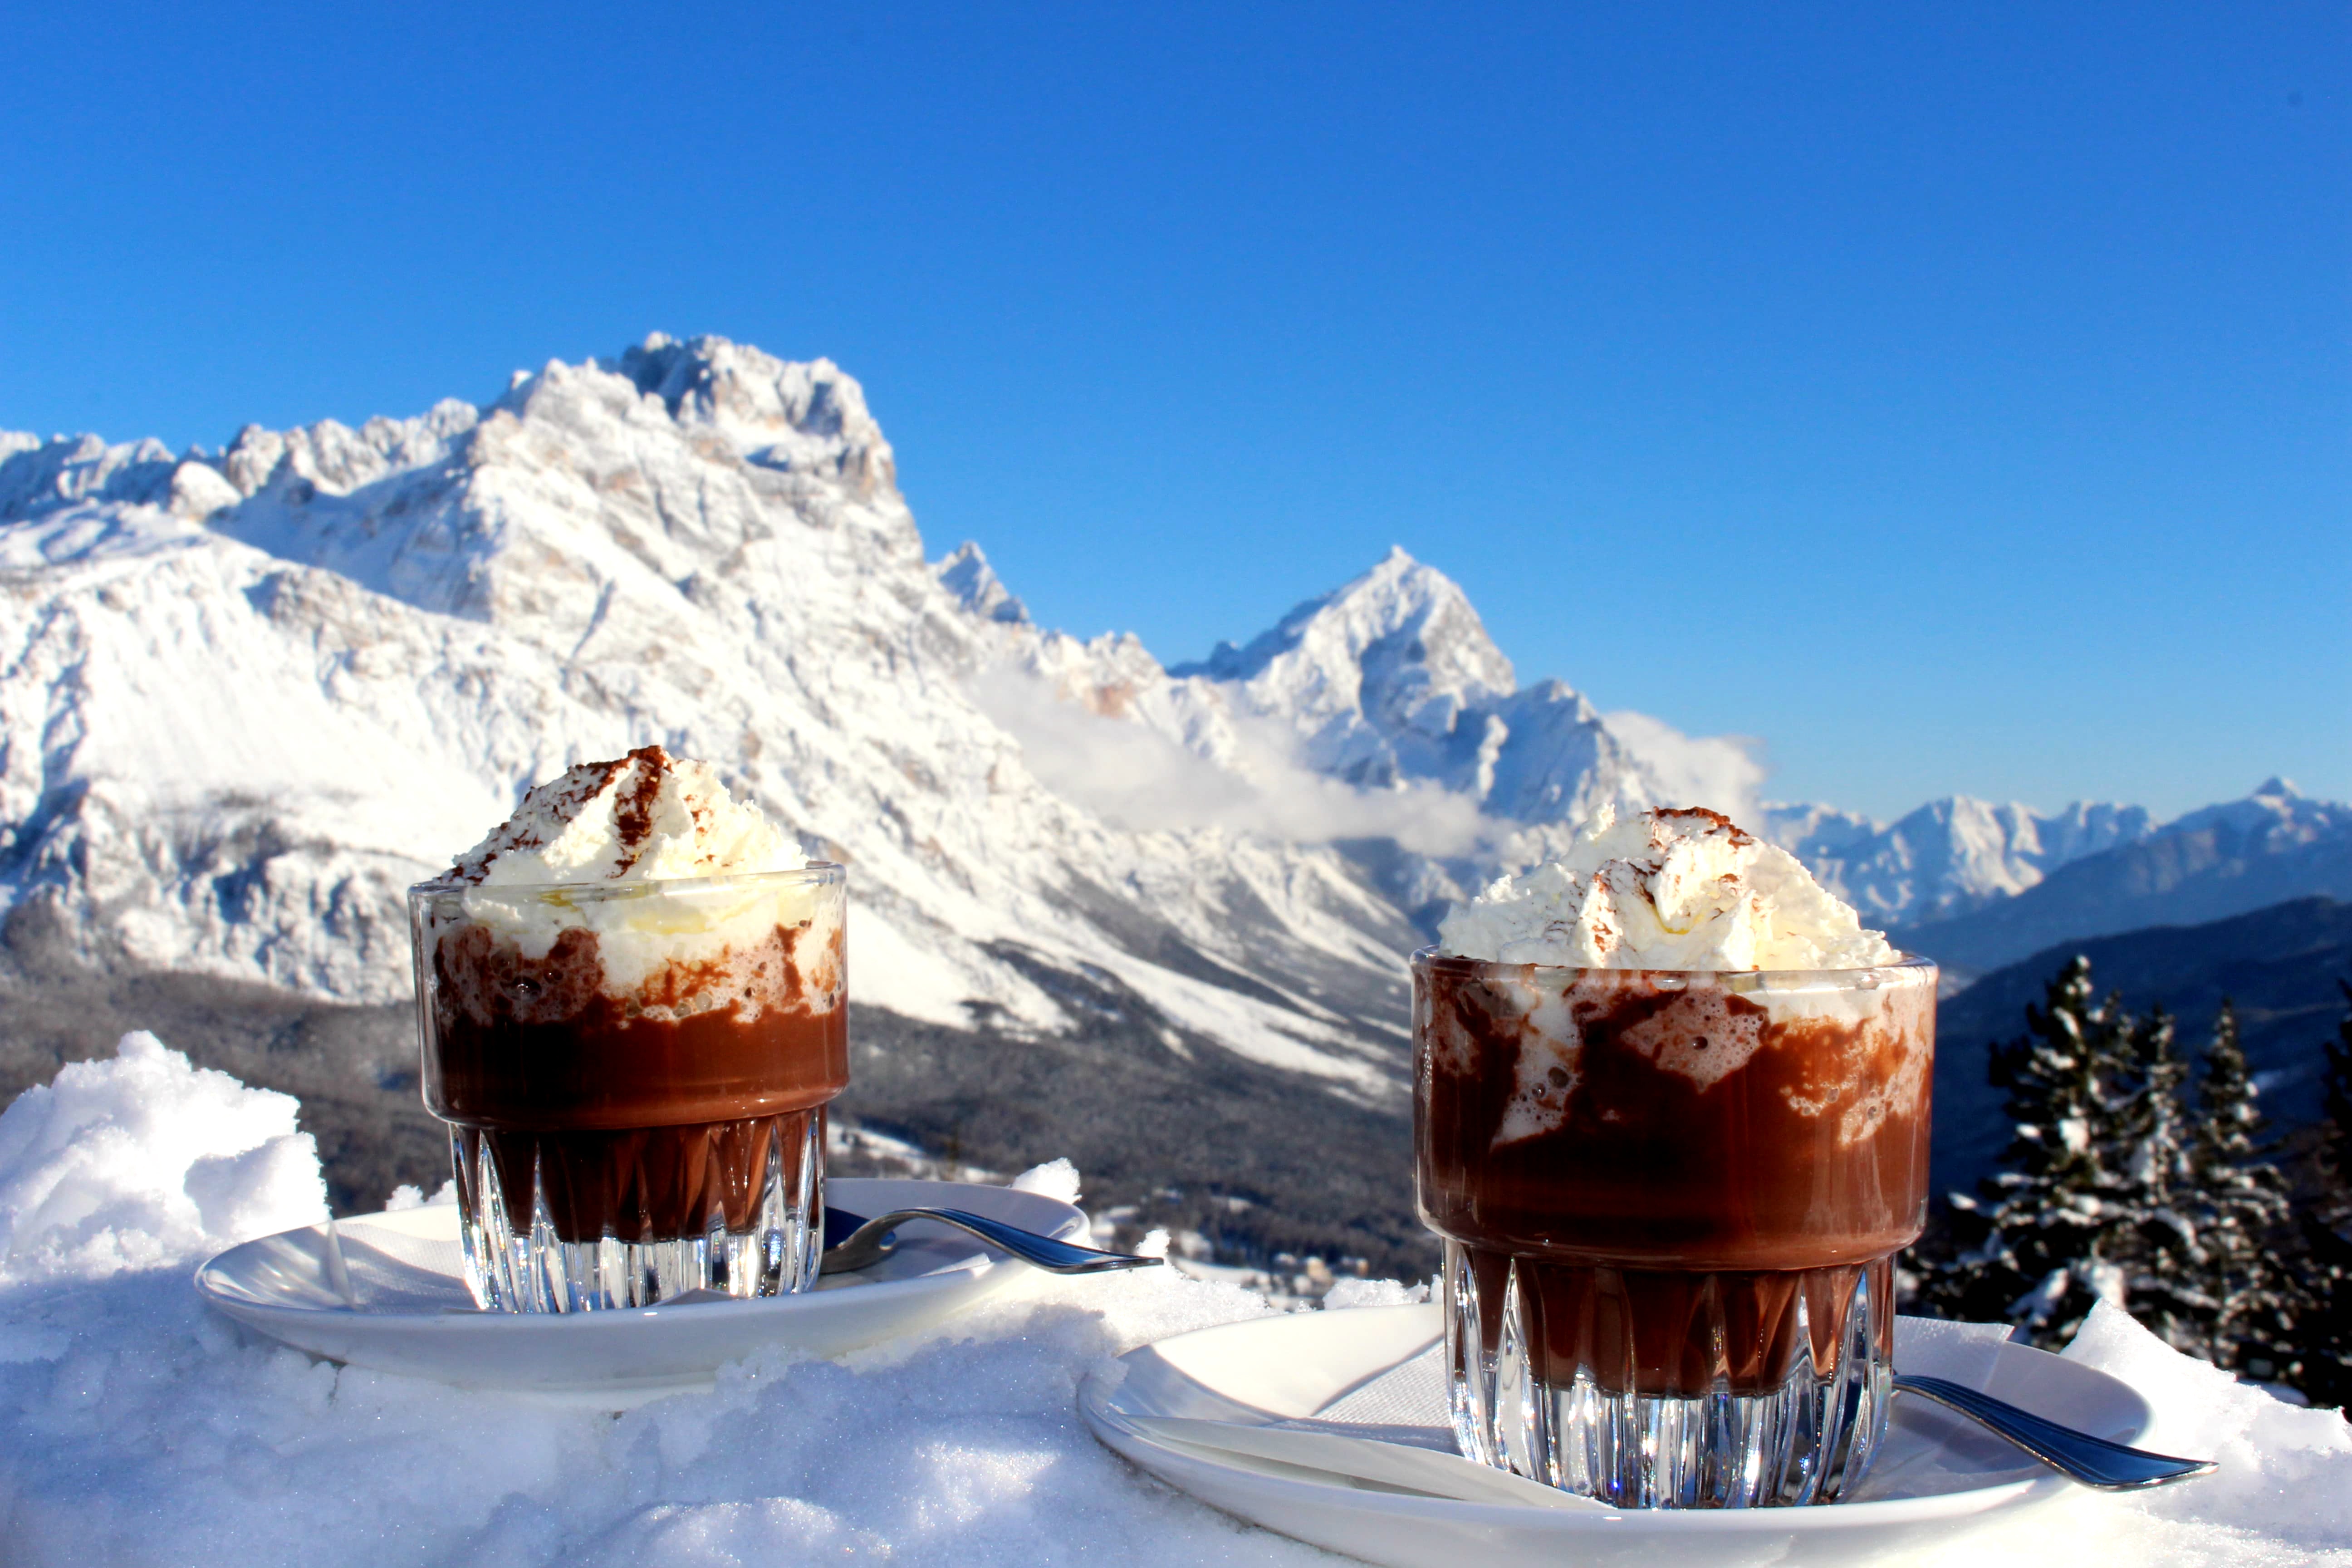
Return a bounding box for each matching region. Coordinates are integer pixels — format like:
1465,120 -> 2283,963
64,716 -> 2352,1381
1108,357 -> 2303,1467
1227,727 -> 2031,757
1651,805 -> 1754,846
610,745 -> 673,871
448,754 -> 630,882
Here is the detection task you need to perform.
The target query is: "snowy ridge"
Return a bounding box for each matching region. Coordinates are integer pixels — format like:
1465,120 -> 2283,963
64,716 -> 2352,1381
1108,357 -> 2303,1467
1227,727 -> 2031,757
1763,795 -> 2157,926
962,543 -> 2195,930
2164,775 -> 2351,849
1884,777 -> 2352,973
962,548 -> 1698,923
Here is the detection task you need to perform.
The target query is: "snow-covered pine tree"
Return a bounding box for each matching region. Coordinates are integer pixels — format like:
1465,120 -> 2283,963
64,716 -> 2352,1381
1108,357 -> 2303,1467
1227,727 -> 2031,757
2296,983 -> 2352,1408
1917,956 -> 2145,1342
2170,1003 -> 2297,1374
2106,1004 -> 2210,1354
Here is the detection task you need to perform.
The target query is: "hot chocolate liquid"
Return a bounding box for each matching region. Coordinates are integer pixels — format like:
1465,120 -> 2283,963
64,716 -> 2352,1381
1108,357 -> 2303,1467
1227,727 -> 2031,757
1416,957 -> 1933,1398
424,918 -> 847,1244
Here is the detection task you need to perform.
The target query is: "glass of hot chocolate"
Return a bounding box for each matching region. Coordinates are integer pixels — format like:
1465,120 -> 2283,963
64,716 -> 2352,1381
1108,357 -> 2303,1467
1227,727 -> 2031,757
409,746 -> 847,1313
1416,807 -> 1934,1507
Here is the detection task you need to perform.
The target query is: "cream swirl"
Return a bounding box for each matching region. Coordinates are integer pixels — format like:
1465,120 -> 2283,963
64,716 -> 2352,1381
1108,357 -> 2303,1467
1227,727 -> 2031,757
1437,805 -> 1896,970
448,745 -> 805,887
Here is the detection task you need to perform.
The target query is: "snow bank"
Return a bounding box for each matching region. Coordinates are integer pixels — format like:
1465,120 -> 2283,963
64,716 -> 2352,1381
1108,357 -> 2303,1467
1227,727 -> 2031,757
2029,1301 -> 2352,1560
0,1032 -> 326,1284
0,1047 -> 2343,1566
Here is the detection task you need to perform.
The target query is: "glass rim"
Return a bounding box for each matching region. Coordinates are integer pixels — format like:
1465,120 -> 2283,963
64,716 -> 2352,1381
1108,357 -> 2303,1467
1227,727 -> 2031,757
1409,945 -> 1936,984
407,861 -> 846,901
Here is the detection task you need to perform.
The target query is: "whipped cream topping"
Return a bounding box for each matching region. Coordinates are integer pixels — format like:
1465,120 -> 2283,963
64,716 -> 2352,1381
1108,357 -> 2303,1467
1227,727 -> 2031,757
432,747 -> 833,1002
449,746 -> 806,887
1437,806 -> 1897,971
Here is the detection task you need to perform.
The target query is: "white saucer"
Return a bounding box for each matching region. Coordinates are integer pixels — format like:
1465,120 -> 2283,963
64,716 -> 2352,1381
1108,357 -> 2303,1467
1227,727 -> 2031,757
1083,1304 -> 2154,1567
196,1177 -> 1086,1396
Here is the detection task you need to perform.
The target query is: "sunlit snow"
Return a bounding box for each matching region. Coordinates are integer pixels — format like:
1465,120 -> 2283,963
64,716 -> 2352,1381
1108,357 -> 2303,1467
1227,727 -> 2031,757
0,1035 -> 2342,1567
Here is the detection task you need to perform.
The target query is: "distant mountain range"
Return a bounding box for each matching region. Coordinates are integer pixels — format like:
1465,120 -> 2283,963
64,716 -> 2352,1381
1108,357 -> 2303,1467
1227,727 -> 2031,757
1771,797 -> 2156,930
2,333 -> 2344,1264
1892,781 -> 2352,977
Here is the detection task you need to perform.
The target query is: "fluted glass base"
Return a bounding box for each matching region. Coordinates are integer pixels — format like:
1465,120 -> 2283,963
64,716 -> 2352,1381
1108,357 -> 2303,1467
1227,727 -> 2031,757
1443,1239 -> 1893,1507
447,1108 -> 824,1312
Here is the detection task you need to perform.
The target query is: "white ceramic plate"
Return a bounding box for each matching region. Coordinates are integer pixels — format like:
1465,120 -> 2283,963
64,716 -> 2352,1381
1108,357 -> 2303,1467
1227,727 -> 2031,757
196,1177 -> 1086,1396
1083,1304 -> 2154,1568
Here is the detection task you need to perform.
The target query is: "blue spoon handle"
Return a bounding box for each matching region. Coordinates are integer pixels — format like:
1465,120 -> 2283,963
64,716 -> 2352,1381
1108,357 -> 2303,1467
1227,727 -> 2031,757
822,1205 -> 1162,1275
1892,1373 -> 2217,1490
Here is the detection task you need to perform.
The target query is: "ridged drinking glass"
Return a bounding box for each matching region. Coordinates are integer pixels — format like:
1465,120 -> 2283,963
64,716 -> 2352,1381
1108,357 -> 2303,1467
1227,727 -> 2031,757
1413,951 -> 1936,1507
409,865 -> 847,1312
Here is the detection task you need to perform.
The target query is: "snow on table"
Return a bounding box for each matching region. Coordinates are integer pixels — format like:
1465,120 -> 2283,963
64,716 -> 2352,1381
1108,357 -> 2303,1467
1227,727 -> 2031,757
0,1033 -> 2346,1567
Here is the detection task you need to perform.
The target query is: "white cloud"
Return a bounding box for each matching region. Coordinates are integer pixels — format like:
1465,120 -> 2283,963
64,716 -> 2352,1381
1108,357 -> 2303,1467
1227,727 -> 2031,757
970,668 -> 1486,855
1603,709 -> 1771,827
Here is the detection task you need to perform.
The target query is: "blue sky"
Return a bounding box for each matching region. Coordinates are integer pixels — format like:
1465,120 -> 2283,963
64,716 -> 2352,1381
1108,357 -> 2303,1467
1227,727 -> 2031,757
2,3 -> 2343,821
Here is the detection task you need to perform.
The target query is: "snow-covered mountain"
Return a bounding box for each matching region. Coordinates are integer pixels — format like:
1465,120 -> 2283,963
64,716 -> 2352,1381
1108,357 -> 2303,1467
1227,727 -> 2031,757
0,337 -> 1449,1108
1762,796 -> 2156,927
1889,779 -> 2352,974
953,543 -> 2176,933
2,332 -> 2339,1076
1166,547 -> 1648,824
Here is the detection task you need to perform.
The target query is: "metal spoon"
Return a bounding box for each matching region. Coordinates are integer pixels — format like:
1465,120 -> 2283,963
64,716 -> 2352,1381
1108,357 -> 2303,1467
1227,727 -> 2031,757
818,1206 -> 1164,1276
1893,1372 -> 2217,1490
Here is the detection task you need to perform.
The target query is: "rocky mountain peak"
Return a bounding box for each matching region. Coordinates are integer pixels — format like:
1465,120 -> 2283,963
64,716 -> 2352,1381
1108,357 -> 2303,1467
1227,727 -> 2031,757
1181,546 -> 1514,702
181,342 -> 932,640
0,432 -> 182,523
216,399 -> 479,504
936,542 -> 1029,625
603,333 -> 898,501
1168,548 -> 1525,791
2168,777 -> 2348,849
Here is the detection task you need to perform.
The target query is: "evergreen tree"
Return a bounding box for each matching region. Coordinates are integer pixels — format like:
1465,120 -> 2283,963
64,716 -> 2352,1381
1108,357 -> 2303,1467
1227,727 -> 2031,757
2296,983 -> 2352,1408
2107,1004 -> 2210,1354
1917,956 -> 2146,1343
1914,958 -> 2347,1399
2170,1003 -> 2297,1374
